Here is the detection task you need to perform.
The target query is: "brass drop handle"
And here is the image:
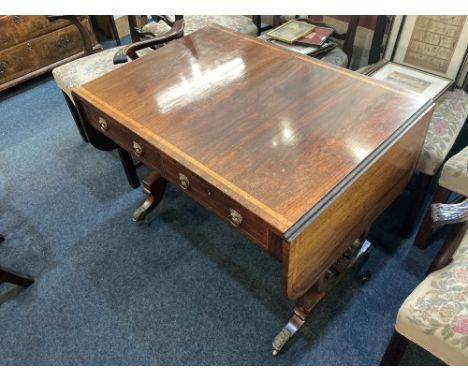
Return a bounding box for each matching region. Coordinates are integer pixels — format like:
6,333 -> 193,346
57,35 -> 71,48
13,16 -> 22,24
133,141 -> 143,157
0,62 -> 6,76
98,117 -> 108,131
229,208 -> 243,227
26,42 -> 32,51
179,173 -> 190,190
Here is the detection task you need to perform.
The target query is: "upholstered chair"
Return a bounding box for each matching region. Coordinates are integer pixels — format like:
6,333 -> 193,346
401,89 -> 468,235
138,15 -> 258,40
381,200 -> 468,365
414,145 -> 468,248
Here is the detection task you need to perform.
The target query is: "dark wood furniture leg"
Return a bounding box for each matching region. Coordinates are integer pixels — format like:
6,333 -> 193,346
62,91 -> 89,143
0,234 -> 34,289
132,171 -> 168,222
107,16 -> 121,45
368,16 -> 391,65
117,147 -> 140,189
272,237 -> 371,356
380,330 -> 410,365
401,173 -> 432,236
0,265 -> 34,288
414,185 -> 452,249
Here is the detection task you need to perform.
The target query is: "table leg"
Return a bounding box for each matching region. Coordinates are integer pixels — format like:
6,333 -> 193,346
132,171 -> 168,223
272,237 -> 372,356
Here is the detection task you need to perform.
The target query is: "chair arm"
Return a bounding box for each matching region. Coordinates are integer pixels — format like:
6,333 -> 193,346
130,15 -> 183,41
47,15 -> 95,56
432,199 -> 468,229
113,18 -> 184,64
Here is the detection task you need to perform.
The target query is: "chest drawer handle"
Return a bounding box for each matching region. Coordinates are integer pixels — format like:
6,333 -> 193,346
98,117 -> 108,131
13,16 -> 22,24
57,36 -> 71,49
133,141 -> 143,157
179,173 -> 190,190
0,62 -> 6,76
229,208 -> 243,227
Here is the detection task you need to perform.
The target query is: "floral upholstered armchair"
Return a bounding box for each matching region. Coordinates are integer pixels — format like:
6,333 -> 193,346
381,199 -> 468,365
415,145 -> 468,248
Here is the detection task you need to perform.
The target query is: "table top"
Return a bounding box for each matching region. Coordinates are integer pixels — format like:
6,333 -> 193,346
74,24 -> 431,237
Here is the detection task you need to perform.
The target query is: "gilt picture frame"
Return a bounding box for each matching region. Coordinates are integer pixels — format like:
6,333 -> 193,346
266,20 -> 315,44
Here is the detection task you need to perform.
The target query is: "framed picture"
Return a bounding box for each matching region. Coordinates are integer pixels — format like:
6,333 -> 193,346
259,33 -> 337,57
385,16 -> 468,81
266,20 -> 315,44
370,61 -> 453,100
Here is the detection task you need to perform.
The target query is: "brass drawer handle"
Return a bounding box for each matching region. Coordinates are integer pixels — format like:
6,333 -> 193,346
57,35 -> 71,49
133,141 -> 143,157
98,117 -> 108,131
179,173 -> 190,190
229,208 -> 243,227
26,42 -> 32,51
0,62 -> 6,76
13,16 -> 22,24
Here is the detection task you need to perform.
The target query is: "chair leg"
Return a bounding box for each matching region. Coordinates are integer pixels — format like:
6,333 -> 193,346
0,235 -> 34,289
107,15 -> 121,46
117,147 -> 140,189
401,173 -> 432,236
414,185 -> 452,249
0,266 -> 34,288
380,330 -> 410,365
62,91 -> 89,143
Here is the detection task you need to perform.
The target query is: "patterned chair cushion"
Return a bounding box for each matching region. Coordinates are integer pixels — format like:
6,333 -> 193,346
395,229 -> 468,365
52,46 -> 153,102
52,46 -> 127,101
439,146 -> 468,196
417,89 -> 468,176
319,47 -> 348,68
142,15 -> 258,37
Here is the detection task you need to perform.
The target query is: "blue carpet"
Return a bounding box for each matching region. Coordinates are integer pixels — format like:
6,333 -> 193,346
0,44 -> 449,365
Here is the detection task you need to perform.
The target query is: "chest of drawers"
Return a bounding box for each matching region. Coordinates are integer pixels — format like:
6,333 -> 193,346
0,15 -> 98,92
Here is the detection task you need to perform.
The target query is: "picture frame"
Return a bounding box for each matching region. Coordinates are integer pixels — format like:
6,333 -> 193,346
384,16 -> 468,81
266,20 -> 315,44
369,60 -> 453,101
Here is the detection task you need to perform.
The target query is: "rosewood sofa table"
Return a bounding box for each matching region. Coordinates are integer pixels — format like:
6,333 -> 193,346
72,25 -> 434,356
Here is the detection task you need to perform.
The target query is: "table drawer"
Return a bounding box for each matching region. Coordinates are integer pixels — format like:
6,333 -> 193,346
160,155 -> 270,249
79,98 -> 270,249
83,103 -> 162,167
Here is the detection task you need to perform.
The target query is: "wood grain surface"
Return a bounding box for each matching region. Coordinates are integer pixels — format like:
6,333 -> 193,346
74,24 -> 431,235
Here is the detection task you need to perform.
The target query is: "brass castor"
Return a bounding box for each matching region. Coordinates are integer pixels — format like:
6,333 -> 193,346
132,205 -> 148,223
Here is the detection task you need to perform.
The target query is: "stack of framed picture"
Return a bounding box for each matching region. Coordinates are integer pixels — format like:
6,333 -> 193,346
366,16 -> 468,100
